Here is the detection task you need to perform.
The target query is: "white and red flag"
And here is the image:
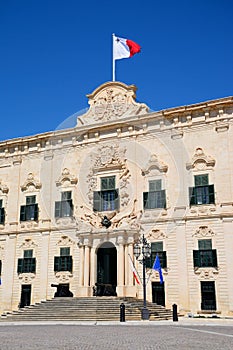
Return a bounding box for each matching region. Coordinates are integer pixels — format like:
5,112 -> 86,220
113,35 -> 141,60
128,254 -> 141,285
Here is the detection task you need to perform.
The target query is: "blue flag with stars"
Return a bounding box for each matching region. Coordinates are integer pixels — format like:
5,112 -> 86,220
152,254 -> 164,284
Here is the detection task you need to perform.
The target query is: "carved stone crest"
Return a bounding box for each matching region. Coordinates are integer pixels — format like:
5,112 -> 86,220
77,82 -> 149,126
186,148 -> 215,171
21,173 -> 42,192
192,226 -> 215,238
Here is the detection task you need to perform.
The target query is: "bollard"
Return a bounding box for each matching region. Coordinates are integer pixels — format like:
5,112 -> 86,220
120,303 -> 125,322
172,303 -> 178,322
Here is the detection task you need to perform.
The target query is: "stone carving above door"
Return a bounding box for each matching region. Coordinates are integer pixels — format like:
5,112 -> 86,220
76,82 -> 149,126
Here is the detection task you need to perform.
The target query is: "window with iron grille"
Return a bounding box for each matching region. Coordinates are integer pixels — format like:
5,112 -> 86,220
189,174 -> 215,206
93,176 -> 119,212
143,180 -> 166,209
17,249 -> 36,273
54,247 -> 72,272
0,199 -> 5,225
193,239 -> 218,268
20,195 -> 38,221
146,241 -> 167,268
55,191 -> 73,218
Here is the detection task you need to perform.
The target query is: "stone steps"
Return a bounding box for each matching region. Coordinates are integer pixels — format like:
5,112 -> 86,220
1,297 -> 172,322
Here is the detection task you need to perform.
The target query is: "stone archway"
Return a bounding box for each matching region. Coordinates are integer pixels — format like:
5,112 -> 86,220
96,242 -> 117,296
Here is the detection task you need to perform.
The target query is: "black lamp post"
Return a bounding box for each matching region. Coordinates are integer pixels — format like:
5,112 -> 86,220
133,233 -> 151,320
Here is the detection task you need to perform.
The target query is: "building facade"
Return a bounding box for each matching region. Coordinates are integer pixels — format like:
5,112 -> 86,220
0,81 -> 233,316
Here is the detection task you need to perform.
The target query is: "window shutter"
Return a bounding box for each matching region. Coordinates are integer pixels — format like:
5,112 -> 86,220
68,199 -> 73,216
189,187 -> 196,206
161,190 -> 166,208
55,201 -> 61,218
67,256 -> 73,272
145,256 -> 152,268
208,184 -> 215,204
114,189 -> 119,210
0,260 -> 2,275
31,258 -> 36,273
143,192 -> 149,209
17,258 -> 24,274
93,191 -> 101,211
34,203 -> 38,221
212,249 -> 218,267
54,257 -> 60,272
20,205 -> 26,221
161,251 -> 167,268
0,208 -> 5,224
193,250 -> 200,267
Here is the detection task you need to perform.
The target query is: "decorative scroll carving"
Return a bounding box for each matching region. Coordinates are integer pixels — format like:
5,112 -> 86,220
194,268 -> 219,279
77,82 -> 149,126
21,173 -> 42,192
55,271 -> 73,282
147,229 -> 166,240
142,154 -> 168,175
19,238 -> 38,249
192,226 -> 215,238
0,180 -> 9,194
18,273 -> 36,283
86,143 -> 131,207
186,147 -> 215,171
56,235 -> 74,247
56,168 -> 78,187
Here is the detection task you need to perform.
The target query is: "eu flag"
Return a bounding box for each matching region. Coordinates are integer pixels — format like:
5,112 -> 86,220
152,255 -> 164,284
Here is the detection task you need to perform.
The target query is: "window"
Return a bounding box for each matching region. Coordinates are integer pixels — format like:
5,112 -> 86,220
93,176 -> 119,212
20,196 -> 38,221
55,191 -> 73,218
17,250 -> 36,274
146,241 -> 167,268
193,239 -> 217,268
143,179 -> 166,209
54,247 -> 72,272
0,199 -> 5,225
189,174 -> 215,206
0,259 -> 2,276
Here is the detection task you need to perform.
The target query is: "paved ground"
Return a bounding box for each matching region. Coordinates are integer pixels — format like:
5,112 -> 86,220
0,319 -> 233,350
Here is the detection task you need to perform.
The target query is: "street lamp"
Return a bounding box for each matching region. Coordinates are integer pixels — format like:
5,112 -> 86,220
133,233 -> 151,320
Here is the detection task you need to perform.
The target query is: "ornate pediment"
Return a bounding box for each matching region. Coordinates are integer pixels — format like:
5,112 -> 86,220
77,82 -> 149,126
142,154 -> 168,175
56,168 -> 78,187
186,147 -> 215,171
21,173 -> 42,192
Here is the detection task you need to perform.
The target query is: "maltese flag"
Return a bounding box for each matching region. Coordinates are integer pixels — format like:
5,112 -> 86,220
128,254 -> 141,285
113,35 -> 141,60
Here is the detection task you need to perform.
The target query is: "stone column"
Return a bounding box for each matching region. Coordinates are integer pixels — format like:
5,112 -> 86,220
84,244 -> 90,287
39,232 -> 50,301
79,244 -> 84,287
117,236 -> 125,297
124,237 -> 137,297
90,246 -> 96,291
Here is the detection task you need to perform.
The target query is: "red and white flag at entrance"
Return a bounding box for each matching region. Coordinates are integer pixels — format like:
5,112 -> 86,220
113,35 -> 141,60
128,254 -> 141,285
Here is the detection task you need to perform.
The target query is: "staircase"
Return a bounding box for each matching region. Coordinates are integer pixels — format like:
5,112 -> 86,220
1,297 -> 172,322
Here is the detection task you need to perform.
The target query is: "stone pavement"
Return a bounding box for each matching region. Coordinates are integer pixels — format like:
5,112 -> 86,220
0,318 -> 233,350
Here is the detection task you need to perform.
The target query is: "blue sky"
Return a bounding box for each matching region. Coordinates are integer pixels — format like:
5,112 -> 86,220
0,0 -> 232,141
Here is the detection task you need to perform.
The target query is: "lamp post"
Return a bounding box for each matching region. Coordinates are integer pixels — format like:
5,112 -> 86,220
133,233 -> 151,320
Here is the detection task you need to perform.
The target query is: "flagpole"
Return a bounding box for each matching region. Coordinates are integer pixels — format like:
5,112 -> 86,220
112,33 -> 115,81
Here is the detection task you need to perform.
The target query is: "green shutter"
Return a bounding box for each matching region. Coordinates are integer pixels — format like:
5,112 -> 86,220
161,189 -> 166,208
195,174 -> 209,186
54,257 -> 60,272
0,260 -> 2,275
60,247 -> 70,256
212,249 -> 218,267
34,203 -> 38,221
189,187 -> 196,206
31,258 -> 36,273
114,189 -> 119,210
55,201 -> 61,218
67,256 -> 73,272
193,250 -> 200,267
20,205 -> 26,221
198,239 -> 212,250
17,258 -> 24,274
143,192 -> 149,209
0,208 -> 5,224
93,191 -> 101,211
208,184 -> 215,204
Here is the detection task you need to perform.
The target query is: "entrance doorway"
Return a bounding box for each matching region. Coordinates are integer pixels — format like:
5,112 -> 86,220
96,242 -> 117,296
20,284 -> 31,308
152,282 -> 165,306
201,281 -> 216,310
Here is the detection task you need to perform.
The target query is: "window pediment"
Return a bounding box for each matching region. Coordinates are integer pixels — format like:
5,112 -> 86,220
56,168 -> 78,187
186,148 -> 215,171
21,173 -> 42,192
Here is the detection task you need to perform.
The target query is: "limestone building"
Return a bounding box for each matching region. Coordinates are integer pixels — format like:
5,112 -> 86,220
0,81 -> 233,316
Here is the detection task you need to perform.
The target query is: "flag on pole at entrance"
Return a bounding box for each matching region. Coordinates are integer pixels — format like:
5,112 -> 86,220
113,35 -> 141,60
152,254 -> 164,284
128,254 -> 141,285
